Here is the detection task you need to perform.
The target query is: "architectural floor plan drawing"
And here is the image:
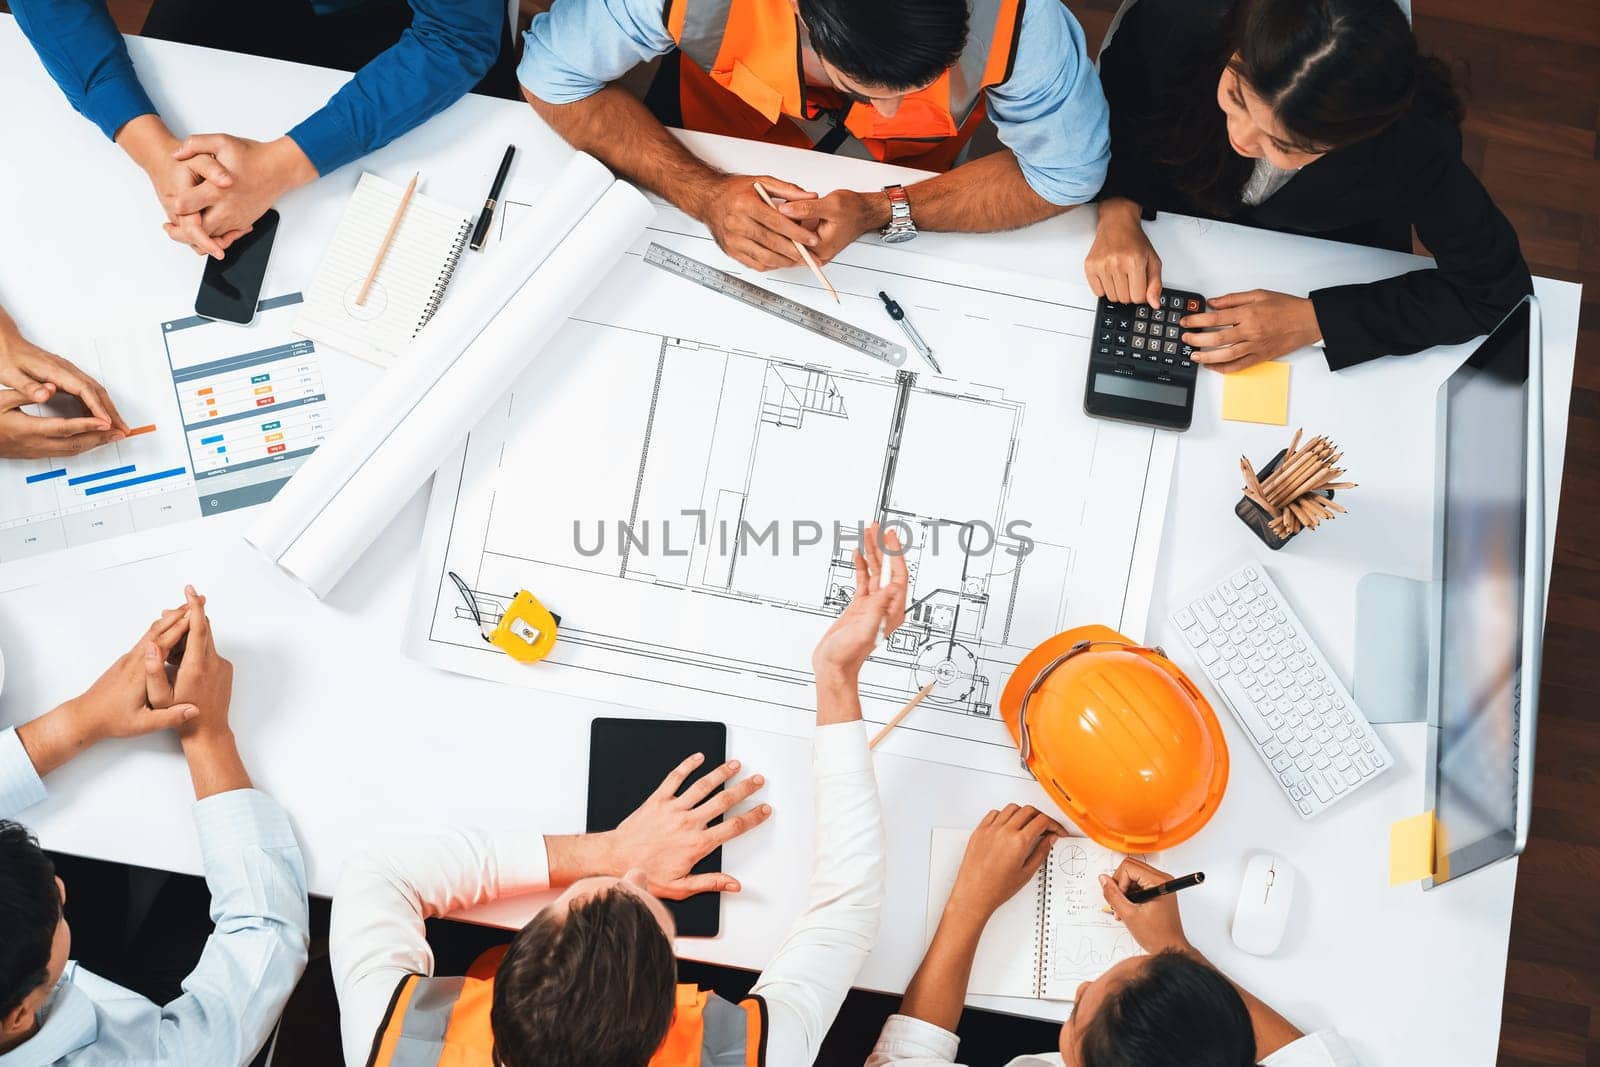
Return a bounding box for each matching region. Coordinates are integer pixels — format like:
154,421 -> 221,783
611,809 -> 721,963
407,219 -> 1176,776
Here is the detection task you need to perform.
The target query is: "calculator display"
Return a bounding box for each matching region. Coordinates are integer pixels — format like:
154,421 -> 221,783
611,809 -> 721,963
1093,372 -> 1189,407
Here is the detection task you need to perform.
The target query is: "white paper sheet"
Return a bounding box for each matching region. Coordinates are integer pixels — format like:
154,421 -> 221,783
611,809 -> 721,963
404,209 -> 1178,777
246,154 -> 653,597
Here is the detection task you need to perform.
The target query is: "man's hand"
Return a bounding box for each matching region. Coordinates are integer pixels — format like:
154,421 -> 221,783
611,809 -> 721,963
0,390 -> 125,459
946,805 -> 1066,920
167,134 -> 318,257
0,306 -> 129,459
597,752 -> 771,898
153,586 -> 234,742
697,175 -> 821,271
812,523 -> 909,681
1100,857 -> 1193,955
115,114 -> 242,259
1085,198 -> 1162,307
15,604 -> 201,777
1181,290 -> 1322,372
777,189 -> 889,264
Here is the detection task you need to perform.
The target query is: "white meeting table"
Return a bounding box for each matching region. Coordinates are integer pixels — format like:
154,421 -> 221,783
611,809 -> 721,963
0,18 -> 1581,1066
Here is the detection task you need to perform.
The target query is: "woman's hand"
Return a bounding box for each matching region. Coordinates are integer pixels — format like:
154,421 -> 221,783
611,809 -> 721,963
1100,856 -> 1194,955
945,805 -> 1066,921
1180,289 -> 1322,372
1085,198 -> 1162,307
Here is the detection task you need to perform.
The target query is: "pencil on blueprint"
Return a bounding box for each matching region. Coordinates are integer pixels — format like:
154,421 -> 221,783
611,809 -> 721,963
752,180 -> 840,303
870,681 -> 938,750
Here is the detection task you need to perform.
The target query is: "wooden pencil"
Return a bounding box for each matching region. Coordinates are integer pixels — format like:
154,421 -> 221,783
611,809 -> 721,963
869,681 -> 938,750
752,181 -> 840,303
356,172 -> 418,307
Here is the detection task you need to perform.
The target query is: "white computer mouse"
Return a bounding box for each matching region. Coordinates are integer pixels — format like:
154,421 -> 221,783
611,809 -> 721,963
1231,853 -> 1294,956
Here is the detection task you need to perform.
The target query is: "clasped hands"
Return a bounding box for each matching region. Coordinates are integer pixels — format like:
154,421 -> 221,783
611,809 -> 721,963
697,173 -> 888,273
119,116 -> 314,260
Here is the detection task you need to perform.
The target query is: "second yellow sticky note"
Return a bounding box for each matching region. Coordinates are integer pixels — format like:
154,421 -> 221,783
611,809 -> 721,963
1389,810 -> 1437,886
1221,361 -> 1292,425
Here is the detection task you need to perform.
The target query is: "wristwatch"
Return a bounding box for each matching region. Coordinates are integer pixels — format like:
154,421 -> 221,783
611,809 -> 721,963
879,184 -> 918,244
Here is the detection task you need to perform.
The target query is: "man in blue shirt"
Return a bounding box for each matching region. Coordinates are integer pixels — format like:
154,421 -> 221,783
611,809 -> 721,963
521,0 -> 1110,272
10,0 -> 505,260
0,588 -> 309,1067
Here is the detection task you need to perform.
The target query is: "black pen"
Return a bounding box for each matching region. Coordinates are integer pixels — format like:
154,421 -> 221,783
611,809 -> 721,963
468,145 -> 516,251
1125,871 -> 1205,904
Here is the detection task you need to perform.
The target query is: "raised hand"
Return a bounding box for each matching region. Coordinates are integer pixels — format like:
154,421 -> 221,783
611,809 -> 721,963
812,523 -> 909,679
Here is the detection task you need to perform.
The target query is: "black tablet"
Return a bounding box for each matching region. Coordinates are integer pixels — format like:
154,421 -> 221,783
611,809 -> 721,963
586,717 -> 728,937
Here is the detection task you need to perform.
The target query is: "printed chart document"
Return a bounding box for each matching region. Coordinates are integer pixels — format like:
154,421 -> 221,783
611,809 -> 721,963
926,829 -> 1147,1000
0,294 -> 331,589
405,207 -> 1178,778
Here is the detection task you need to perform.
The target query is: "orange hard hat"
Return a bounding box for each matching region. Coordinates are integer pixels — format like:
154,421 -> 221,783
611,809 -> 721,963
1000,624 -> 1229,852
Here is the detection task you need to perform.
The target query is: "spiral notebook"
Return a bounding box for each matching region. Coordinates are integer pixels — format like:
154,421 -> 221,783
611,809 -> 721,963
925,829 -> 1153,1001
295,173 -> 471,366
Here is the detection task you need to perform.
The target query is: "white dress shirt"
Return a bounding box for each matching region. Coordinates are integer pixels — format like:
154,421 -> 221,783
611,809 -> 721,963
0,728 -> 310,1067
867,1013 -> 1360,1066
330,719 -> 884,1067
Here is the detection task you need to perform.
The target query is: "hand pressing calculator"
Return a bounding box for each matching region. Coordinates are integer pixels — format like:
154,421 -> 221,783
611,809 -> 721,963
1083,288 -> 1205,431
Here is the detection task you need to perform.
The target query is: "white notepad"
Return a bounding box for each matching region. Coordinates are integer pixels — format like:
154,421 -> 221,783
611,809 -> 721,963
295,173 -> 472,366
926,829 -> 1152,1000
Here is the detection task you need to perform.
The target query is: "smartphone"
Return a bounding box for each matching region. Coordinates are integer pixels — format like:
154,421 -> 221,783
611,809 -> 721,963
194,208 -> 280,326
587,717 -> 727,937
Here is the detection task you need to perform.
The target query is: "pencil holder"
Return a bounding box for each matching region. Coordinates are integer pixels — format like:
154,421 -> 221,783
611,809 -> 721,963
1235,450 -> 1336,550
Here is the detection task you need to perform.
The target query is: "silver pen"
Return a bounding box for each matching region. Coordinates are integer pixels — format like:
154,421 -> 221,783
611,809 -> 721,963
878,290 -> 942,374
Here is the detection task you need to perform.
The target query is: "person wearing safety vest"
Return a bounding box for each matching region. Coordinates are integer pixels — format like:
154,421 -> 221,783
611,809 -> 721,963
329,526 -> 909,1067
518,0 -> 1110,273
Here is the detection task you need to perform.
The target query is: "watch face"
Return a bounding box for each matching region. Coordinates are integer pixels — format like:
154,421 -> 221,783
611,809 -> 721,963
881,227 -> 917,244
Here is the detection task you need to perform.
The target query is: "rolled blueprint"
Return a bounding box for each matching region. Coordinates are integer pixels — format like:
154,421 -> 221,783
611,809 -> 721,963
246,153 -> 653,598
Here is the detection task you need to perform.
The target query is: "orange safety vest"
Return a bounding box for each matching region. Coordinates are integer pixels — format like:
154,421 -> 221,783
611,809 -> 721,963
661,0 -> 1024,170
366,947 -> 767,1067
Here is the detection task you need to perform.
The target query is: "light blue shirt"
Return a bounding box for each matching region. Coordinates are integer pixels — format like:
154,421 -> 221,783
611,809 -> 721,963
0,729 -> 309,1067
518,0 -> 1111,206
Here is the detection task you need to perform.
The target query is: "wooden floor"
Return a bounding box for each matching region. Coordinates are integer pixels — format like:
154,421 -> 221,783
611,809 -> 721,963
6,0 -> 1597,1062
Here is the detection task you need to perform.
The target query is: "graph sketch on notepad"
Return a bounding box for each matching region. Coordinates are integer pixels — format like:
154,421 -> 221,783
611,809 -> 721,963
405,215 -> 1175,776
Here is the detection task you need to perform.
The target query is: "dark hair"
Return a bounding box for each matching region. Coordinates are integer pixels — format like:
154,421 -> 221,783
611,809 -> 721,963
798,0 -> 969,93
0,821 -> 60,1019
490,888 -> 677,1067
1155,0 -> 1463,215
1078,950 -> 1256,1067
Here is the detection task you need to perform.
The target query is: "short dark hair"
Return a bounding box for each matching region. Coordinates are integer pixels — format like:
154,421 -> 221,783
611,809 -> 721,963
490,888 -> 677,1067
0,821 -> 60,1018
1078,950 -> 1256,1067
798,0 -> 969,93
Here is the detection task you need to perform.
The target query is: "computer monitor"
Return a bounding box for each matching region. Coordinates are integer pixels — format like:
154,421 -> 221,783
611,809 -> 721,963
1423,295 -> 1544,888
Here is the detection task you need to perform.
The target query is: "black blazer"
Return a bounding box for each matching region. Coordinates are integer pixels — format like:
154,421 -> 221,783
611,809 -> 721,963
1097,0 -> 1532,369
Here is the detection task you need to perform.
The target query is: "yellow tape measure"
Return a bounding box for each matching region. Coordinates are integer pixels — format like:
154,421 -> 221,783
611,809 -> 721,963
448,572 -> 561,664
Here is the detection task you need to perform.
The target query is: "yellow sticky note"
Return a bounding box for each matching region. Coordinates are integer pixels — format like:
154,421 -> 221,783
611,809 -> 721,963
1221,362 -> 1291,425
1389,811 -> 1437,885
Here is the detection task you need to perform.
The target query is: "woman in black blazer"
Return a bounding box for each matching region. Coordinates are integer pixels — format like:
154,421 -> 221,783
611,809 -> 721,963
1085,0 -> 1532,371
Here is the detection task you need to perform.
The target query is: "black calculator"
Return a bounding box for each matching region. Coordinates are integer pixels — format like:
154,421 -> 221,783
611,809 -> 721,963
1083,288 -> 1205,431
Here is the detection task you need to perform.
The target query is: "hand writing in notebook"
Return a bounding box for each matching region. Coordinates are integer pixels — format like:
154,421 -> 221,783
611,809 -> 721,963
1099,857 -> 1193,955
947,805 -> 1068,921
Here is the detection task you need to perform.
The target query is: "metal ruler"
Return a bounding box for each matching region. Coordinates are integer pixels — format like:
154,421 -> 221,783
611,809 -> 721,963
643,242 -> 907,367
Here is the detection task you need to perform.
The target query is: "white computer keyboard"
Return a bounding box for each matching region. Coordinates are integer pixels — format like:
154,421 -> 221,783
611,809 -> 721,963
1169,564 -> 1393,819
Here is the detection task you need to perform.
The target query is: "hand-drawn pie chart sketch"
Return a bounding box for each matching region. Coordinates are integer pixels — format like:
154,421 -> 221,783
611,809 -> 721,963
1055,842 -> 1090,878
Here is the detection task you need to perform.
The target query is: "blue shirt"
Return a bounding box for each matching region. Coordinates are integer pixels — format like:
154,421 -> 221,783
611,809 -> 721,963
0,729 -> 310,1067
519,0 -> 1111,206
8,0 -> 503,177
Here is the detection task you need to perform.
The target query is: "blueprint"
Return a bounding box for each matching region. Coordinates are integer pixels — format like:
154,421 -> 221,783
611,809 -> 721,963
406,214 -> 1176,776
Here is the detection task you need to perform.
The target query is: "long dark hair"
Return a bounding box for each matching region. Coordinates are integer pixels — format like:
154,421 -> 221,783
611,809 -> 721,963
1153,0 -> 1463,216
